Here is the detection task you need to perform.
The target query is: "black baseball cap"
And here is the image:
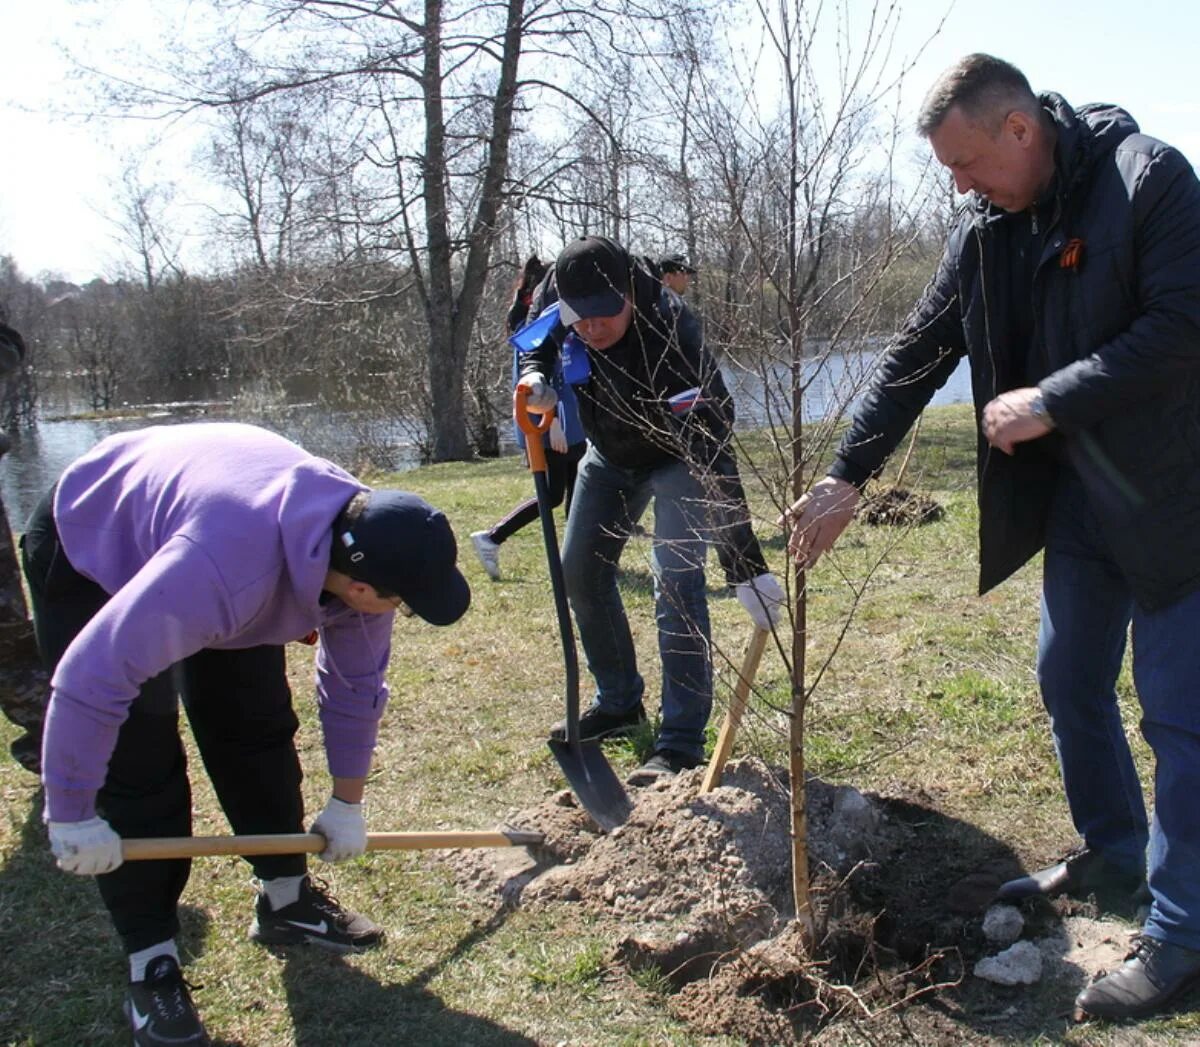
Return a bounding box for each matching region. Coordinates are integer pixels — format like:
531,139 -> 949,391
334,491 -> 471,625
555,236 -> 631,324
659,252 -> 697,274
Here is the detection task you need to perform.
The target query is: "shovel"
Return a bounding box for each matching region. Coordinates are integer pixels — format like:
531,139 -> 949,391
700,626 -> 769,793
515,384 -> 632,831
122,829 -> 544,861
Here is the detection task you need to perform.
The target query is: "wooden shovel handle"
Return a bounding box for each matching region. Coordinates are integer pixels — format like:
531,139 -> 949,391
700,627 -> 770,793
122,829 -> 544,861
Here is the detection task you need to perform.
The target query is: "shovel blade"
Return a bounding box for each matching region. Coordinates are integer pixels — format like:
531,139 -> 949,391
548,737 -> 633,831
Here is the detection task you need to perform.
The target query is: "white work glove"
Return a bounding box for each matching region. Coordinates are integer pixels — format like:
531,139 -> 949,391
48,816 -> 124,876
736,572 -> 787,630
516,372 -> 558,413
778,476 -> 861,568
310,797 -> 367,862
548,416 -> 568,454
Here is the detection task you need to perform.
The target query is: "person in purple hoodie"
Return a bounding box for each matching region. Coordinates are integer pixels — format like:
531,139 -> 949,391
19,421 -> 470,1047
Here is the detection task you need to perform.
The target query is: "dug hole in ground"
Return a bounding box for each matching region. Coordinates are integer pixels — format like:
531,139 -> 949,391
444,758 -> 1149,1045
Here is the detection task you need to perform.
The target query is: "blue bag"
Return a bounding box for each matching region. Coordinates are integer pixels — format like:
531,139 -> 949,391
561,332 -> 591,385
508,301 -> 561,354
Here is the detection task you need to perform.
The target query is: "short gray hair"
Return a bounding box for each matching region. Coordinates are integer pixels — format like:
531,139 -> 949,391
917,54 -> 1039,138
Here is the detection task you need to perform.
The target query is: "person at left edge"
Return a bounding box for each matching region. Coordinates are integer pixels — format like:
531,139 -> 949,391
20,421 -> 470,1047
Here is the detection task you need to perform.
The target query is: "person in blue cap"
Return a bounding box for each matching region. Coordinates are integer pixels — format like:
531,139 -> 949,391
21,421 -> 470,1046
517,236 -> 785,783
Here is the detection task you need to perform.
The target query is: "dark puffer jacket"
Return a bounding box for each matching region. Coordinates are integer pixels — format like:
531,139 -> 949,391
830,94 -> 1200,611
519,256 -> 769,584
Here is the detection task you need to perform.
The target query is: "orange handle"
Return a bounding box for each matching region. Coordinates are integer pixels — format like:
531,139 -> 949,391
514,383 -> 555,475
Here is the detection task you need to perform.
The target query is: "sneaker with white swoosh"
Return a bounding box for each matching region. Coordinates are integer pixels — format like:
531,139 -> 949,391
124,955 -> 210,1046
249,874 -> 385,952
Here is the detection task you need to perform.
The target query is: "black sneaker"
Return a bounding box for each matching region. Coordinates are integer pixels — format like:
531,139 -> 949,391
124,955 -> 210,1046
250,875 -> 385,953
627,748 -> 701,786
550,701 -> 647,743
9,731 -> 41,774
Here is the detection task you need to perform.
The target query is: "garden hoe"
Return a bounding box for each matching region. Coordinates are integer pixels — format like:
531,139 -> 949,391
122,829 -> 544,861
515,384 -> 632,831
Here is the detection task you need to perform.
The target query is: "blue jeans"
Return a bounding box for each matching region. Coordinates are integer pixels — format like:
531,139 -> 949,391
560,446 -> 713,760
1039,469 -> 1200,948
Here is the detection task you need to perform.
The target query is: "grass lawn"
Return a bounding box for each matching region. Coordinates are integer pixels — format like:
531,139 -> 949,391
2,403 -> 1190,1045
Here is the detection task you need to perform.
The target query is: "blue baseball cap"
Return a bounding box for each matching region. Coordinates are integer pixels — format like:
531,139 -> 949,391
335,491 -> 471,625
555,236 -> 631,324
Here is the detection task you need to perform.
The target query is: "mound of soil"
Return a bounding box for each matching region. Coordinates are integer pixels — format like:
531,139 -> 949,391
444,759 -> 1147,1044
857,486 -> 945,527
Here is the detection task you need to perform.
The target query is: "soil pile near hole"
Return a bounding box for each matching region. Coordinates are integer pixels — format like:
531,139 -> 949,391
858,486 -> 945,527
443,759 -> 1147,1043
447,758 -> 926,1040
450,758 -> 888,934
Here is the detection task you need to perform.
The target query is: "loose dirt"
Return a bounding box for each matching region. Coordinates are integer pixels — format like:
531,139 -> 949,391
444,758 -> 1162,1044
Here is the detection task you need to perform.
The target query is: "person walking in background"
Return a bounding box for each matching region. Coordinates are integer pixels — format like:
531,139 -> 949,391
505,254 -> 547,335
22,421 -> 470,1045
471,254 -> 587,581
517,236 -> 785,782
782,54 -> 1200,1022
658,252 -> 698,297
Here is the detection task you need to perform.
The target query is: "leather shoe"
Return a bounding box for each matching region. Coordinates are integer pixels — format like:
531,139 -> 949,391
1075,936 -> 1200,1020
995,846 -> 1144,902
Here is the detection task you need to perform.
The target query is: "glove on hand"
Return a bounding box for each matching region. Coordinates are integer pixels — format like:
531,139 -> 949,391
548,417 -> 568,454
310,796 -> 367,862
736,572 -> 787,630
517,372 -> 558,413
48,816 -> 124,876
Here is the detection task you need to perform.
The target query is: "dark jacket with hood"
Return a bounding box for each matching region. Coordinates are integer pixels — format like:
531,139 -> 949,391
519,254 -> 769,585
0,316 -> 24,377
830,94 -> 1200,611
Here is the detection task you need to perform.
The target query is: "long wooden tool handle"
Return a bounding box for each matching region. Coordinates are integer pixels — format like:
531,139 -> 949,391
700,627 -> 769,794
122,829 -> 544,861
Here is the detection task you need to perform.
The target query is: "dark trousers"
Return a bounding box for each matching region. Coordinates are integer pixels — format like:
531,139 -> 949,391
21,489 -> 306,953
490,441 -> 585,544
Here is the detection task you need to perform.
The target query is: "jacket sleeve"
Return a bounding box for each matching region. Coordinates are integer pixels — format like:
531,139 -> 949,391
506,292 -> 530,336
830,235 -> 968,489
1040,144 -> 1200,429
665,295 -> 770,584
40,537 -> 237,821
315,605 -> 392,780
517,269 -> 564,382
0,322 -> 25,376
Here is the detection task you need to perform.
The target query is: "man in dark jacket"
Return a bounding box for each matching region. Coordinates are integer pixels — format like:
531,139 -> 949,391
784,54 -> 1200,1021
518,236 -> 784,781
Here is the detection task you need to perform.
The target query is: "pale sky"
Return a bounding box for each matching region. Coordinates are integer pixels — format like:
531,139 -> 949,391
2,0 -> 1199,284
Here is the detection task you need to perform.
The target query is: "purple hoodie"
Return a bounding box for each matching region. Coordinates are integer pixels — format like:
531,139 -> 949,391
42,422 -> 395,822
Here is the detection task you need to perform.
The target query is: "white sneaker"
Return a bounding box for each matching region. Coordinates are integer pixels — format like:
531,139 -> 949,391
471,531 -> 501,580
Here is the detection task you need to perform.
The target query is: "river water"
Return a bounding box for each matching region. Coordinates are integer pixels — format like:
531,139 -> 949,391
1,352 -> 971,527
